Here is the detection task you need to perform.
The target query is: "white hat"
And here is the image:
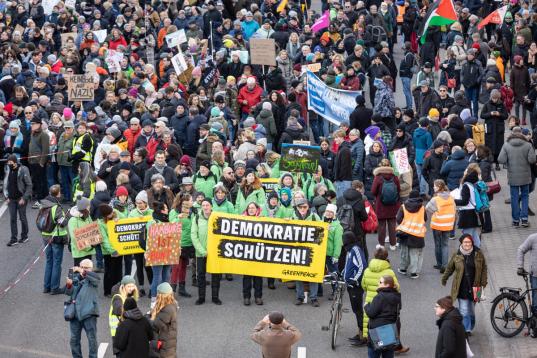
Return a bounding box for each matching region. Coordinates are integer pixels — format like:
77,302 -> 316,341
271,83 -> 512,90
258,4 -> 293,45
325,204 -> 337,214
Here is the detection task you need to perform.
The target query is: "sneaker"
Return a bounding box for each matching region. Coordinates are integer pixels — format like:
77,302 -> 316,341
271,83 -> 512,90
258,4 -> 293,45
505,198 -> 511,204
389,245 -> 397,251
398,268 -> 407,275
18,237 -> 29,244
195,298 -> 205,305
448,236 -> 456,240
348,335 -> 361,342
522,220 -> 530,228
295,299 -> 303,305
50,288 -> 64,295
350,339 -> 368,347
32,201 -> 41,209
311,299 -> 320,307
410,273 -> 419,279
433,265 -> 441,270
43,288 -> 50,294
6,240 -> 18,247
513,221 -> 520,227
255,298 -> 263,305
212,297 -> 222,305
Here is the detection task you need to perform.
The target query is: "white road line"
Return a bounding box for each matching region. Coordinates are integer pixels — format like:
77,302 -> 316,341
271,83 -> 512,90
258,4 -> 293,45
298,346 -> 306,358
0,202 -> 7,218
98,342 -> 108,358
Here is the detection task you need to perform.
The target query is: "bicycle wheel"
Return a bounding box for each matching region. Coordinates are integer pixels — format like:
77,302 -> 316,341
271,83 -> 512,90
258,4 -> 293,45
331,291 -> 342,350
490,293 -> 528,338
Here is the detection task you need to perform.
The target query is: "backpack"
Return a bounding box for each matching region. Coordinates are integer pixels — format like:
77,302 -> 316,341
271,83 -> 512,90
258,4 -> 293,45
469,181 -> 490,213
380,177 -> 399,205
471,124 -> 485,145
361,200 -> 378,233
500,85 -> 514,112
36,206 -> 55,233
337,203 -> 355,232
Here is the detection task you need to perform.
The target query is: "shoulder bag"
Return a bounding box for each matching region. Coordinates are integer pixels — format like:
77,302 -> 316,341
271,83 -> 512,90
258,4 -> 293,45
369,304 -> 400,351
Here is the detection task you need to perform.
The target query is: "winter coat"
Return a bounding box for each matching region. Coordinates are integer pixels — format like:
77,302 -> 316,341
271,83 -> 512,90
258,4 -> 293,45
350,138 -> 365,181
389,133 -> 415,164
340,74 -> 360,91
191,212 -> 210,257
193,172 -> 218,199
143,166 -> 180,192
264,67 -> 286,93
237,85 -> 263,114
336,188 -> 369,240
56,132 -> 74,167
435,308 -> 467,358
304,177 -> 335,201
417,89 -> 440,118
150,304 -> 177,358
371,166 -> 401,219
64,271 -> 100,321
396,197 -> 427,248
320,149 -> 335,180
113,307 -> 154,358
361,258 -> 399,336
90,191 -> 111,220
442,248 -> 487,300
413,127 -> 433,165
349,106 -> 373,140
235,186 -> 266,214
440,150 -> 468,190
446,117 -> 468,148
363,149 -> 385,198
3,164 -> 32,201
277,56 -> 293,83
481,99 -> 509,156
334,141 -> 353,182
251,320 -> 302,358
510,65 -> 530,101
373,81 -> 395,118
517,233 -> 537,276
454,179 -> 480,228
423,151 -> 446,190
325,218 -> 344,258
256,109 -> 278,144
460,59 -> 482,89
364,287 -> 401,331
28,129 -> 50,166
498,133 -> 537,186
279,125 -> 308,146
169,112 -> 189,146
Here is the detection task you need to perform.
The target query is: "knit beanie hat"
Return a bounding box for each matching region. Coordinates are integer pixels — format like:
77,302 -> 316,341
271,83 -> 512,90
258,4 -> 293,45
157,282 -> 173,294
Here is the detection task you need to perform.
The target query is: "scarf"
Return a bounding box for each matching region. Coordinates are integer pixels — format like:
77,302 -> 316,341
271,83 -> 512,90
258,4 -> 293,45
459,244 -> 473,256
154,163 -> 166,174
214,197 -> 226,206
153,211 -> 169,222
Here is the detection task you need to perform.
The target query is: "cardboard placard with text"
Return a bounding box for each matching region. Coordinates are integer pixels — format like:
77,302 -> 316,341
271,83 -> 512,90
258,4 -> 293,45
249,38 -> 277,66
68,75 -> 94,102
74,222 -> 102,251
145,222 -> 182,266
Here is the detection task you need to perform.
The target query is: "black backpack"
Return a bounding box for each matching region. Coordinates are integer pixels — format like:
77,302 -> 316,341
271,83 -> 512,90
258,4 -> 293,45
337,202 -> 355,232
380,177 -> 399,205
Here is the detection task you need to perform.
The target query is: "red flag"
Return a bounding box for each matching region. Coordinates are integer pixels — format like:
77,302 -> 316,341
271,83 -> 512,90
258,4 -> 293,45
478,5 -> 508,30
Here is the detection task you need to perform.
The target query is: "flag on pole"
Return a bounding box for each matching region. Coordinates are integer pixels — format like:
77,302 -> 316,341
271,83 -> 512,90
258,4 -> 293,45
418,0 -> 458,44
276,0 -> 288,13
477,5 -> 508,30
311,10 -> 330,33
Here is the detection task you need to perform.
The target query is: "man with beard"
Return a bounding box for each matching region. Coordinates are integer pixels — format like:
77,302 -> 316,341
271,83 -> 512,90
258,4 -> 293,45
143,151 -> 179,192
146,174 -> 174,209
220,166 -> 239,203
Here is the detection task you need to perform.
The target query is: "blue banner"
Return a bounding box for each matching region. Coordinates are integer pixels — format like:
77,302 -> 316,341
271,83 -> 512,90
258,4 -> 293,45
306,70 -> 361,126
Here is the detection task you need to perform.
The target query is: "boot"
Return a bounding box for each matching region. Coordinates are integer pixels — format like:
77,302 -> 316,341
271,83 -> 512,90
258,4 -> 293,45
178,283 -> 191,297
192,275 -> 198,287
171,283 -> 177,293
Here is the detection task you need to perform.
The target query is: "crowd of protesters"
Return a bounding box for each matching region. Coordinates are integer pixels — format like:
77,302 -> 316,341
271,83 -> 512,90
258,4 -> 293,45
0,0 -> 536,356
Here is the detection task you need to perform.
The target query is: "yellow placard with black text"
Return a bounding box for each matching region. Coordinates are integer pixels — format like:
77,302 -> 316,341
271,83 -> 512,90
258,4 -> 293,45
107,217 -> 151,255
207,212 -> 328,282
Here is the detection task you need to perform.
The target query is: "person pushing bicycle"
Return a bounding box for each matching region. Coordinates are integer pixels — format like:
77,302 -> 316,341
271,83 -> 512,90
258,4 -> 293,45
517,233 -> 537,315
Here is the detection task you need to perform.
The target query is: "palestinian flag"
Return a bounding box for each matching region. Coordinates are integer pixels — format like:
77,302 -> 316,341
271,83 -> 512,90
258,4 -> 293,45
477,5 -> 508,30
418,0 -> 458,44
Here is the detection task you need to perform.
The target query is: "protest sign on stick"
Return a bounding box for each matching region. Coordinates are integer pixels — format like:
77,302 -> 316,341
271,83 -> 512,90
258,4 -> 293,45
280,143 -> 321,174
107,217 -> 151,255
68,75 -> 95,102
145,223 -> 182,266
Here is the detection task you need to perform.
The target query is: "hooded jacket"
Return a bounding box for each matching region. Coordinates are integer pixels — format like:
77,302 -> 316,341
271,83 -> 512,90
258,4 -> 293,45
434,308 -> 467,358
413,127 -> 433,165
113,307 -> 154,358
334,141 -> 353,181
440,150 -> 468,190
498,133 -> 537,186
336,188 -> 369,240
68,207 -> 96,258
256,109 -> 278,143
446,117 -> 468,148
364,287 -> 401,330
371,166 -> 401,219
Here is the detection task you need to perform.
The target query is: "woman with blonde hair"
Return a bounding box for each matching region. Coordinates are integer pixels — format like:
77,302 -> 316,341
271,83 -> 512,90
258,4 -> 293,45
109,275 -> 139,337
149,283 -> 177,358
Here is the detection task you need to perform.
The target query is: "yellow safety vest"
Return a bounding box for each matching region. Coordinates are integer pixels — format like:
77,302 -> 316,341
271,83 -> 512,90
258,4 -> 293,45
71,133 -> 94,162
73,180 -> 96,203
396,205 -> 426,238
109,294 -> 124,337
42,205 -> 68,237
430,196 -> 456,231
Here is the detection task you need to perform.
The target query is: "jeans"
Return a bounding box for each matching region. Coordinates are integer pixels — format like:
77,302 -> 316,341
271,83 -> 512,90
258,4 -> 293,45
150,265 -> 171,298
43,241 -> 64,291
335,180 -> 351,198
94,245 -> 104,270
465,86 -> 479,117
243,276 -> 263,298
70,316 -> 97,358
310,115 -> 323,144
59,165 -> 74,202
399,245 -> 423,274
510,184 -> 530,223
368,345 -> 395,358
296,281 -> 318,301
47,162 -> 59,188
8,200 -> 28,242
531,276 -> 537,313
458,298 -> 476,332
433,230 -> 450,268
415,164 -> 428,195
401,77 -> 413,109
462,227 -> 481,248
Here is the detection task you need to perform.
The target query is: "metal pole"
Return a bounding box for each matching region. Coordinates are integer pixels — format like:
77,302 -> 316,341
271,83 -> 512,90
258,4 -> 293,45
210,20 -> 215,57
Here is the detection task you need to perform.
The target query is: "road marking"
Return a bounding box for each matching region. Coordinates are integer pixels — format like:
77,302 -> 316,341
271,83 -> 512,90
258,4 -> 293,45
0,343 -> 69,357
298,346 -> 306,358
0,202 -> 7,218
98,342 -> 108,358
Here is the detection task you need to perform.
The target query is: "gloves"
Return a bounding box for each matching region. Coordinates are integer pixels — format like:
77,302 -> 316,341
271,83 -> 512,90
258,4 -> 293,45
331,257 -> 339,265
517,267 -> 526,276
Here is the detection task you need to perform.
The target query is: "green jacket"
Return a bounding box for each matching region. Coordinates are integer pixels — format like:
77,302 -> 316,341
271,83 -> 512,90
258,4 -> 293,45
169,209 -> 193,247
191,212 -> 210,257
304,177 -> 336,201
269,159 -> 281,178
97,218 -> 116,255
361,258 -> 399,336
56,132 -> 74,167
324,218 -> 343,258
235,187 -> 266,214
210,162 -> 228,180
212,199 -> 235,214
291,211 -> 320,221
441,249 -> 488,301
68,208 -> 96,258
275,205 -> 294,219
128,208 -> 153,219
261,204 -> 279,217
193,172 -> 218,199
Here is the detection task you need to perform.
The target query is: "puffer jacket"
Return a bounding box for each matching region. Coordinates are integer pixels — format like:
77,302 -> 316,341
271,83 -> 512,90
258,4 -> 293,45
150,304 -> 177,358
361,258 -> 399,336
440,150 -> 467,190
363,149 -> 385,199
413,127 -> 433,165
446,117 -> 468,148
113,307 -> 153,358
256,109 -> 278,144
498,133 -> 537,186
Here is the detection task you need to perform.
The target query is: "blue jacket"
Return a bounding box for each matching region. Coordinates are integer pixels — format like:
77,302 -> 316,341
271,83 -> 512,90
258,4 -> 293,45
351,138 -> 365,181
241,20 -> 260,40
343,245 -> 367,285
65,271 -> 100,321
413,127 -> 433,165
440,149 -> 467,190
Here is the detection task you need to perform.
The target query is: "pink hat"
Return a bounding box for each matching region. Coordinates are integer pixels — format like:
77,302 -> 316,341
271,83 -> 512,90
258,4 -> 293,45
128,88 -> 138,97
63,107 -> 73,119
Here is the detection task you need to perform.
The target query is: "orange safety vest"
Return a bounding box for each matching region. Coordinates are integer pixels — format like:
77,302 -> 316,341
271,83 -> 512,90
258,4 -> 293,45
430,196 -> 456,231
397,5 -> 405,23
397,205 -> 426,238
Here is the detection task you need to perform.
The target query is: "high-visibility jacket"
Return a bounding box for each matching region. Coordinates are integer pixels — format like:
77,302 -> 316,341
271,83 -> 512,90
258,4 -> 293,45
430,195 -> 456,231
397,5 -> 405,23
71,133 -> 94,162
397,205 -> 426,238
109,294 -> 123,337
41,205 -> 68,237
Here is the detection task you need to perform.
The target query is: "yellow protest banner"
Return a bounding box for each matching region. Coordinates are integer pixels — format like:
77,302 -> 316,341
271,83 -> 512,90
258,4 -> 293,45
260,178 -> 279,200
107,217 -> 151,255
207,213 -> 328,282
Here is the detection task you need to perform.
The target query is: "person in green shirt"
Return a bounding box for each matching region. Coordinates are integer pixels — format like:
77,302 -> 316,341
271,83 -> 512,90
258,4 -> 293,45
304,166 -> 336,201
68,197 -> 95,265
111,185 -> 134,219
97,204 -> 121,297
212,184 -> 235,214
266,151 -> 281,178
193,160 -> 218,199
322,203 -> 344,299
191,199 -> 222,305
210,149 -> 228,180
235,169 -> 266,214
242,202 -> 265,306
261,191 -> 280,218
275,188 -> 294,219
169,193 -> 195,298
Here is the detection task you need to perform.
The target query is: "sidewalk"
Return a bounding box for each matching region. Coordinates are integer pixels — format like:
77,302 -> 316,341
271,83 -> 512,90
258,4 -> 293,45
474,168 -> 537,357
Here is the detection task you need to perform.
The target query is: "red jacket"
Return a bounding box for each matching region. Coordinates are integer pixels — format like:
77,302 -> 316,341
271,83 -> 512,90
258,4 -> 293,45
109,36 -> 127,50
123,127 -> 141,155
371,167 -> 401,219
237,85 -> 263,114
339,75 -> 360,91
50,59 -> 64,74
295,91 -> 308,123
